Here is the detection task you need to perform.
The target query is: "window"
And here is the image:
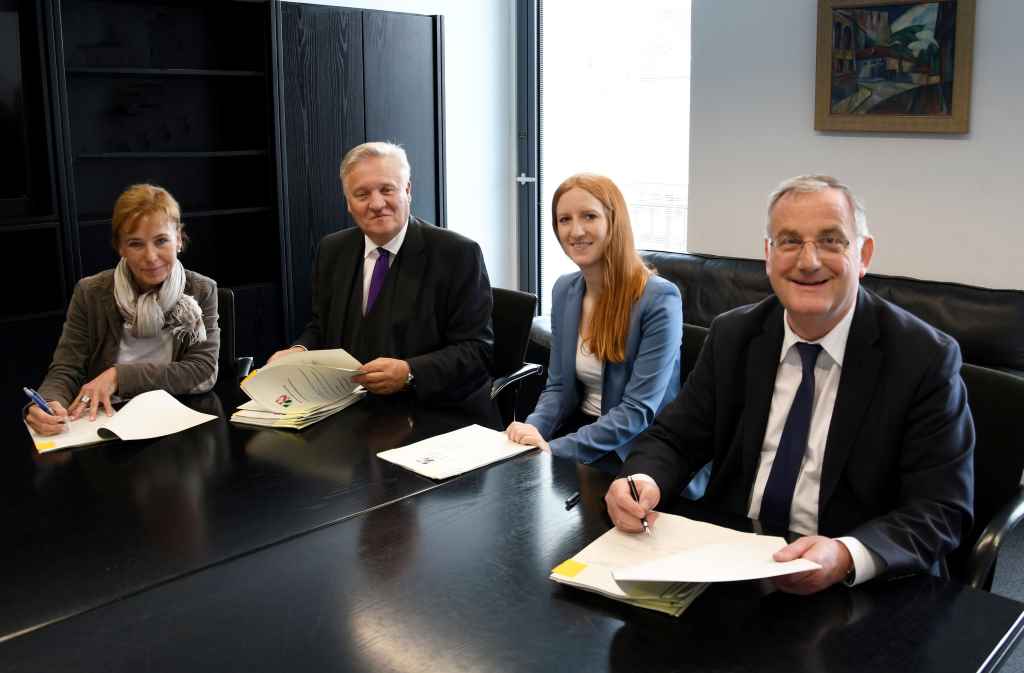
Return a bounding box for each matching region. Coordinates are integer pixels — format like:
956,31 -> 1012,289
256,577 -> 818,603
523,0 -> 692,313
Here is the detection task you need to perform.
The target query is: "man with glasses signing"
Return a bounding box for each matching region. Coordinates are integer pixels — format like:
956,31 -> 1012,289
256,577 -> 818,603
605,175 -> 974,594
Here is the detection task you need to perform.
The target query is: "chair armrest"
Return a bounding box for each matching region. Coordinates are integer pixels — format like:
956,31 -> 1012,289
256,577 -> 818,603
236,356 -> 254,382
490,363 -> 544,399
965,484 -> 1024,590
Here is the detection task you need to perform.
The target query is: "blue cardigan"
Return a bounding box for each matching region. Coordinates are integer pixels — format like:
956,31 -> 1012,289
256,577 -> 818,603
525,272 -> 683,465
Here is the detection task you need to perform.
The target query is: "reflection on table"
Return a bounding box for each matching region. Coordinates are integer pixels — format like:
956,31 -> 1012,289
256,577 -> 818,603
2,453 -> 1020,673
1,391 -> 499,640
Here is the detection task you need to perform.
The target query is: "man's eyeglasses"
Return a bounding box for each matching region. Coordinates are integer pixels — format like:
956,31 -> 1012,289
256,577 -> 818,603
767,234 -> 853,257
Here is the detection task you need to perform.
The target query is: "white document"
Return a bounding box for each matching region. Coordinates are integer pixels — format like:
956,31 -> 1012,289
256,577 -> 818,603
376,424 -> 535,479
613,528 -> 821,584
240,348 -> 363,414
263,348 -> 362,371
550,512 -> 820,617
29,389 -> 217,453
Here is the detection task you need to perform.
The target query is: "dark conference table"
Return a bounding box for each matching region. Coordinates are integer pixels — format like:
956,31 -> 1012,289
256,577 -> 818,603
0,390 -> 499,641
2,420 -> 1023,672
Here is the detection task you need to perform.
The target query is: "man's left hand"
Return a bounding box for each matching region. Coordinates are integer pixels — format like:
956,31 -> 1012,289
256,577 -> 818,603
353,358 -> 411,395
771,535 -> 853,595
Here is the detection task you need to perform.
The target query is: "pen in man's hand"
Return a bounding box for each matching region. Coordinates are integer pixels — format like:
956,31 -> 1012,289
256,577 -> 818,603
564,491 -> 581,510
23,387 -> 56,416
627,475 -> 652,536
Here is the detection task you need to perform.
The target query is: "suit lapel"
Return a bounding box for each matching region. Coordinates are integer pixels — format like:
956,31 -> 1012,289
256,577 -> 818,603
101,280 -> 124,366
329,231 -> 365,347
819,288 -> 882,515
389,217 -> 427,328
740,303 -> 785,492
561,275 -> 584,399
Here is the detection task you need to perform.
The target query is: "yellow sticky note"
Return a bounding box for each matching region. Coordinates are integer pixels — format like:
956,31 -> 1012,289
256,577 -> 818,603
241,369 -> 260,384
552,559 -> 587,578
35,442 -> 56,452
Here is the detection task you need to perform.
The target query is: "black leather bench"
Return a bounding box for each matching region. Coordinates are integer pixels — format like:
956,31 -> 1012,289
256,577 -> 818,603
523,251 -> 1024,416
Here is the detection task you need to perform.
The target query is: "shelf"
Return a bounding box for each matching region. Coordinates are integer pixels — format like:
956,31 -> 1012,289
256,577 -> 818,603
67,67 -> 265,78
0,309 -> 66,325
0,219 -> 60,232
76,151 -> 267,160
78,207 -> 272,228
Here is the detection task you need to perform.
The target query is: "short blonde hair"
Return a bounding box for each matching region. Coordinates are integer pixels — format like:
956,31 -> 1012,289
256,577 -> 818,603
111,184 -> 186,251
339,141 -> 411,193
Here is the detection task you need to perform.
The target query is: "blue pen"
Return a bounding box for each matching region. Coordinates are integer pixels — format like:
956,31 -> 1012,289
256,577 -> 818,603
23,387 -> 55,415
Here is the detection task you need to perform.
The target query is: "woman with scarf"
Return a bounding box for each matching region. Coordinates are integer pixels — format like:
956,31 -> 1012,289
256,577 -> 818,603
25,184 -> 219,435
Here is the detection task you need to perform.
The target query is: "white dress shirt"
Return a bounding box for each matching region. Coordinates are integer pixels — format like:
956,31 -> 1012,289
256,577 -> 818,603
361,220 -> 409,314
745,305 -> 883,586
635,303 -> 883,586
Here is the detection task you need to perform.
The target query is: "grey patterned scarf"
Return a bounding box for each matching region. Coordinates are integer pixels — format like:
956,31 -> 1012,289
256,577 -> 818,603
113,258 -> 207,346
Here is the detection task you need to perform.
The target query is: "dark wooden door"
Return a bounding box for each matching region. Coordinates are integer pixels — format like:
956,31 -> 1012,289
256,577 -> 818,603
275,3 -> 445,341
277,2 -> 364,341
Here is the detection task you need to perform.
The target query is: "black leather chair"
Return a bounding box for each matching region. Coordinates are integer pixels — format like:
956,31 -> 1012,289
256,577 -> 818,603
490,288 -> 543,425
951,364 -> 1024,590
216,287 -> 253,385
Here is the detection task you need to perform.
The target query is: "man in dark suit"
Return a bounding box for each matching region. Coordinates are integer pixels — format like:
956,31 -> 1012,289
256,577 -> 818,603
270,142 -> 494,408
606,175 -> 974,594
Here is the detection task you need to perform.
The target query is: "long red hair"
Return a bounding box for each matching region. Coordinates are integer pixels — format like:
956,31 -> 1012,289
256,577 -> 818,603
552,174 -> 650,363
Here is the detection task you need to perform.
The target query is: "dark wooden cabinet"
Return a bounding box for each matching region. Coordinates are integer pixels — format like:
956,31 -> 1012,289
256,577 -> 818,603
1,0 -> 445,401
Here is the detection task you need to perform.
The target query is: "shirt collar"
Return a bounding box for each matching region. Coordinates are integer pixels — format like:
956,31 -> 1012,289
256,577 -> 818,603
780,301 -> 856,367
363,218 -> 410,260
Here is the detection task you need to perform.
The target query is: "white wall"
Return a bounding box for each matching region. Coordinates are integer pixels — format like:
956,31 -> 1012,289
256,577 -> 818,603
284,0 -> 516,289
688,0 -> 1024,290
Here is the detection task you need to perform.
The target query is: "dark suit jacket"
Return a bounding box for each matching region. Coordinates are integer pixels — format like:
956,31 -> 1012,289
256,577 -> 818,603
622,287 -> 975,577
295,217 -> 494,407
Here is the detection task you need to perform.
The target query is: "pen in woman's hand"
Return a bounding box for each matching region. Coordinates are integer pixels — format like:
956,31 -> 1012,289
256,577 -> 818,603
23,387 -> 55,416
627,475 -> 652,536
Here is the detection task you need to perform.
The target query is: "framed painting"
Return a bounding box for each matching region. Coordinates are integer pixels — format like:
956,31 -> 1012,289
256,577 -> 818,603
814,0 -> 975,133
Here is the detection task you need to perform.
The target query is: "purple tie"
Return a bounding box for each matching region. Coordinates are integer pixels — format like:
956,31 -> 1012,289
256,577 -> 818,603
365,248 -> 390,314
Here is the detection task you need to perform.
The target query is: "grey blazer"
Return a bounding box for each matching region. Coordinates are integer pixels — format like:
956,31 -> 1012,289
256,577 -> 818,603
37,269 -> 220,407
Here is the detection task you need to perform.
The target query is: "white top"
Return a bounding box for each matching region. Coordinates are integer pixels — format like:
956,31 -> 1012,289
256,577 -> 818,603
117,325 -> 174,365
576,335 -> 603,417
361,219 -> 410,313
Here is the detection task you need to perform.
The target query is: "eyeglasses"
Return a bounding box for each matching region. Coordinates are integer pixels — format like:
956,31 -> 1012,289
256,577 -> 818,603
767,234 -> 854,257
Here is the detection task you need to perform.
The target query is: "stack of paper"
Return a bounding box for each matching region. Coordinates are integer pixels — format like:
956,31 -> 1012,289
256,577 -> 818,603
551,512 -> 820,617
230,349 -> 366,429
376,424 -> 536,479
28,389 -> 217,453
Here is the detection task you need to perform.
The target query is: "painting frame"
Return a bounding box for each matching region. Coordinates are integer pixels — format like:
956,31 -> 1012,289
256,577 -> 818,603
814,0 -> 975,133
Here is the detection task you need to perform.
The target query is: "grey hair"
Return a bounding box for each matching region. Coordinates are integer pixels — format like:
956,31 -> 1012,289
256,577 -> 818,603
766,174 -> 869,239
339,141 -> 411,192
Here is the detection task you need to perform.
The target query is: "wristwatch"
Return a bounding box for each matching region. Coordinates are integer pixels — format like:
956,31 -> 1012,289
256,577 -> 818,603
405,370 -> 415,390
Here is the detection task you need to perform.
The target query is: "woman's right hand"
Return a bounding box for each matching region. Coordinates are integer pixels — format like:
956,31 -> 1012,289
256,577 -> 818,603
25,401 -> 69,436
506,421 -> 550,452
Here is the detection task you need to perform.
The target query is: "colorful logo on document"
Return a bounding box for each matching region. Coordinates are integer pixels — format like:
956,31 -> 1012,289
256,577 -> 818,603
275,394 -> 293,408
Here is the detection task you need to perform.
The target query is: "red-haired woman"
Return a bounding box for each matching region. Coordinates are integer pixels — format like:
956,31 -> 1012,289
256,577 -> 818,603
507,174 -> 682,471
25,184 -> 219,435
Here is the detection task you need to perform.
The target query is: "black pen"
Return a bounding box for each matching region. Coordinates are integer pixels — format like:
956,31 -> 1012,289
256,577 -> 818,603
564,491 -> 581,510
627,475 -> 652,536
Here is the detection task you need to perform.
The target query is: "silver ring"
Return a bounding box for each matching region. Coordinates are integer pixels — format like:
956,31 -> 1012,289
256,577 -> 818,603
80,395 -> 92,404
